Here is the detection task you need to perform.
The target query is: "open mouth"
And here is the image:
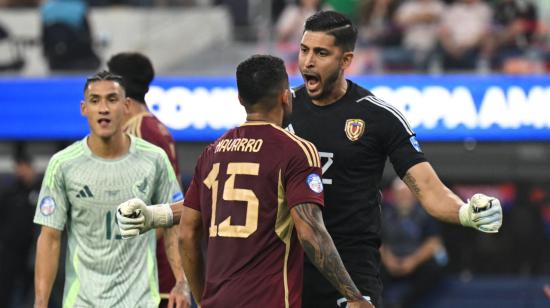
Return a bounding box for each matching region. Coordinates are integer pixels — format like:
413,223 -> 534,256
97,118 -> 111,128
303,72 -> 321,92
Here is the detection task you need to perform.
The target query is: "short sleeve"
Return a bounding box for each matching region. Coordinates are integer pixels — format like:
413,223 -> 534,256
152,151 -> 183,205
33,156 -> 70,230
376,100 -> 427,178
284,145 -> 324,209
183,177 -> 201,211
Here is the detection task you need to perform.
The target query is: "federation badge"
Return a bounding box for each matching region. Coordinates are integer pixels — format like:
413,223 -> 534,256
344,119 -> 365,141
307,174 -> 323,193
172,191 -> 184,202
39,196 -> 56,216
409,136 -> 422,152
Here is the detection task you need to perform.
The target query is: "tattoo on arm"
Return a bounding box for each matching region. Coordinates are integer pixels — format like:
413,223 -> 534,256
403,172 -> 421,197
294,203 -> 363,301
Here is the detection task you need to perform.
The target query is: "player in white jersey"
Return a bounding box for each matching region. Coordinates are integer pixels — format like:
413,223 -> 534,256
33,71 -> 182,308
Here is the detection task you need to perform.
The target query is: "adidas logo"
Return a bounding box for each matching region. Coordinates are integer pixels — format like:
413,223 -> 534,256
76,185 -> 94,198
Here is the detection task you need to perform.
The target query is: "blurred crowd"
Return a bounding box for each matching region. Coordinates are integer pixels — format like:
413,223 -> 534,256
1,0 -> 549,74
380,178 -> 550,307
274,0 -> 550,74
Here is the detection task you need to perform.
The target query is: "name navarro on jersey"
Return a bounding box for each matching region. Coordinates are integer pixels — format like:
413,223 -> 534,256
215,138 -> 264,153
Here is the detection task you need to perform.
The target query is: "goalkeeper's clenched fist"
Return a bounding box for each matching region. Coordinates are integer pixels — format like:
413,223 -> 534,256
459,193 -> 503,233
116,198 -> 173,239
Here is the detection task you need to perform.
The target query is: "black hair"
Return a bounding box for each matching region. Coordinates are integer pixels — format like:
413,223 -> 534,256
107,52 -> 154,104
304,11 -> 358,52
83,70 -> 125,93
236,55 -> 288,107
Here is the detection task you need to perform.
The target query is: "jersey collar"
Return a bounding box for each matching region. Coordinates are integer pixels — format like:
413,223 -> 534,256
81,133 -> 136,162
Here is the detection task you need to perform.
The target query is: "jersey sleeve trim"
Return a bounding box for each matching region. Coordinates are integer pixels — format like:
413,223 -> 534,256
271,124 -> 321,167
358,95 -> 414,135
33,219 -> 65,230
396,157 -> 428,179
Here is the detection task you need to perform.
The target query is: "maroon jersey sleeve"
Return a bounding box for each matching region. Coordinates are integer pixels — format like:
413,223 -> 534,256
284,143 -> 324,209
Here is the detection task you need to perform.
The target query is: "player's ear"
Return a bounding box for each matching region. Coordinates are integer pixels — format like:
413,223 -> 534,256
123,97 -> 130,115
80,100 -> 88,116
281,88 -> 291,107
341,51 -> 354,70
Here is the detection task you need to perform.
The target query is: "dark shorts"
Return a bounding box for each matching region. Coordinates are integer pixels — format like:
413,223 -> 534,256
302,261 -> 382,308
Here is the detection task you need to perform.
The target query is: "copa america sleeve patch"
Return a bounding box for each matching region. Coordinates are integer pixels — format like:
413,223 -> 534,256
306,174 -> 323,193
410,136 -> 422,152
39,196 -> 56,216
172,191 -> 184,202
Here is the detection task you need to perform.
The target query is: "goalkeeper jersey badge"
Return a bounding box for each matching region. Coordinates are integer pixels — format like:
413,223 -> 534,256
345,119 -> 365,141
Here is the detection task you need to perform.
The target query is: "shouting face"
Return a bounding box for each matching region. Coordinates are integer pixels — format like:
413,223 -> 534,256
299,31 -> 349,103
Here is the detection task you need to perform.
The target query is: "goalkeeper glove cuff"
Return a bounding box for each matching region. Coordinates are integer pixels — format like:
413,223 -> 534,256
150,203 -> 174,228
459,203 -> 473,228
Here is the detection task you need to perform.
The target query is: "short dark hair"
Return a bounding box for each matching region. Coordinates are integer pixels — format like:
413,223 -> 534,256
236,55 -> 288,107
304,11 -> 358,52
107,52 -> 155,104
84,70 -> 125,93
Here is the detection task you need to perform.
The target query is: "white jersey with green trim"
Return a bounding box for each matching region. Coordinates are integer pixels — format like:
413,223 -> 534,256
34,135 -> 182,308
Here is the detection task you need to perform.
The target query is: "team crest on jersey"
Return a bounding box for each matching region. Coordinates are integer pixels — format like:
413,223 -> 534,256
344,119 -> 365,141
307,174 -> 323,193
133,178 -> 149,198
39,196 -> 56,216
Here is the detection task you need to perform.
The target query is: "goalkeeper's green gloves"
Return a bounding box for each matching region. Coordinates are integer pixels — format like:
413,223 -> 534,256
116,198 -> 173,239
459,193 -> 503,233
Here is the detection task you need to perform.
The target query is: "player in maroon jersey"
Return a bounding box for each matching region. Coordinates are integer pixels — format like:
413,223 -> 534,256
108,52 -> 190,308
117,55 -> 373,308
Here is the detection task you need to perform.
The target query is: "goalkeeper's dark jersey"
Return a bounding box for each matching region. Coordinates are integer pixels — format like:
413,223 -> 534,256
289,80 -> 427,276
